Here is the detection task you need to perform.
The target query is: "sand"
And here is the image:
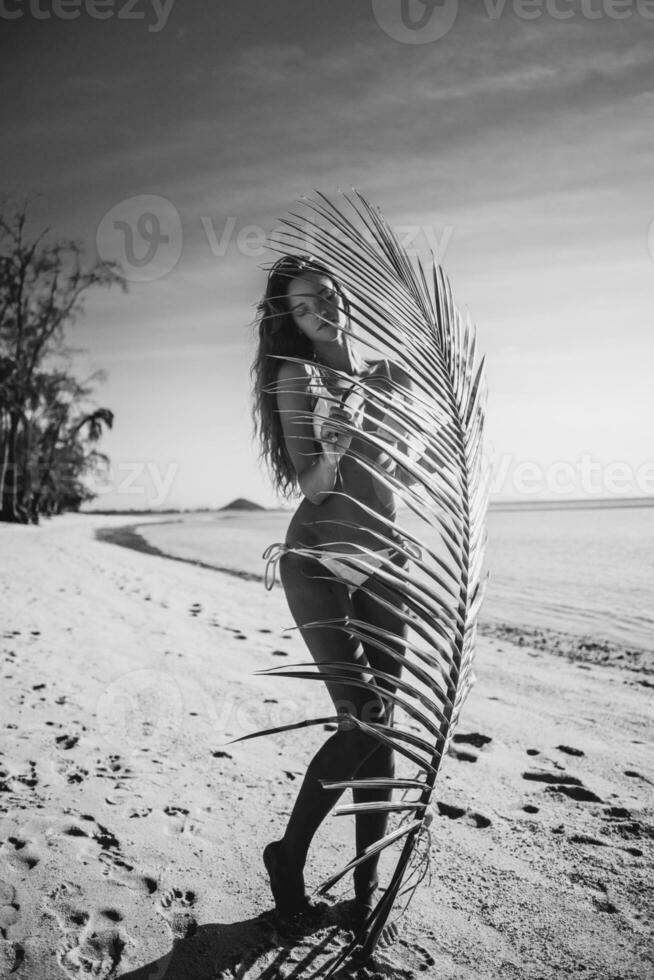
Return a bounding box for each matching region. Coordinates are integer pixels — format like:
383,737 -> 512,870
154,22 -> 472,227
0,513 -> 652,979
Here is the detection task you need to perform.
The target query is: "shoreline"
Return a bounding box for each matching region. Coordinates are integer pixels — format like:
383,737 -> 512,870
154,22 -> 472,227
96,519 -> 654,677
94,521 -> 265,585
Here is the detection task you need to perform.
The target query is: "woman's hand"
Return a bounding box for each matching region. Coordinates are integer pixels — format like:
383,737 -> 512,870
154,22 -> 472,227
370,410 -> 408,472
319,404 -> 356,464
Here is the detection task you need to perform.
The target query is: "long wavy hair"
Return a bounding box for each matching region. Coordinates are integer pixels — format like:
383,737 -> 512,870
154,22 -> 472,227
250,253 -> 352,500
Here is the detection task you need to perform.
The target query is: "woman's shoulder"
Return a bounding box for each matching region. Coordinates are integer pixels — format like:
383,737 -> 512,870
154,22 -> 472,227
274,358 -> 317,395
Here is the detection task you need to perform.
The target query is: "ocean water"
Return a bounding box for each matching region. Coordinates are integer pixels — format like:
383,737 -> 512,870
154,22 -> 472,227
478,505 -> 654,652
136,504 -> 654,654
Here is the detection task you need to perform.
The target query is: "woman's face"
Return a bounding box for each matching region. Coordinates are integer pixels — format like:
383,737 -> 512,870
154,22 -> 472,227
286,271 -> 346,344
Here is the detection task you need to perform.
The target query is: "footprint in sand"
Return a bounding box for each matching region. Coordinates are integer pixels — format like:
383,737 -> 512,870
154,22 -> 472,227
549,784 -> 603,803
55,753 -> 134,793
447,748 -> 478,763
557,744 -> 585,757
157,887 -> 198,939
60,814 -> 135,882
568,833 -> 608,847
2,836 -> 40,871
99,908 -> 124,923
522,770 -> 603,804
16,760 -> 38,790
95,753 -> 132,782
624,769 -> 652,783
163,805 -> 189,818
436,801 -> 492,828
165,806 -> 206,840
600,806 -> 654,846
0,877 -> 20,938
0,941 -> 24,975
55,734 -> 80,751
163,804 -> 192,837
397,936 -> 437,970
59,762 -> 89,785
46,882 -> 128,979
127,806 -> 152,819
569,873 -> 619,915
453,732 -> 492,749
0,759 -> 39,795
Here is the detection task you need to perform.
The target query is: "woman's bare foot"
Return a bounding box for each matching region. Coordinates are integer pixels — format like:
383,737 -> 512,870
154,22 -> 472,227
263,840 -> 309,915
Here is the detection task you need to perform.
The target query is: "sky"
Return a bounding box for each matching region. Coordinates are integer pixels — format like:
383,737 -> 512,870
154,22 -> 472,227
1,0 -> 653,510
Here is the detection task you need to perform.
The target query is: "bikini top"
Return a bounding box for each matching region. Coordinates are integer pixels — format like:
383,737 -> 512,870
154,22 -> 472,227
308,359 -> 399,445
309,367 -> 366,444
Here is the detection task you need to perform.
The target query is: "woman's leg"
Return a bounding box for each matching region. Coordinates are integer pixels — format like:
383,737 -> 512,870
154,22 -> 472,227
349,554 -> 409,905
265,550 -> 388,912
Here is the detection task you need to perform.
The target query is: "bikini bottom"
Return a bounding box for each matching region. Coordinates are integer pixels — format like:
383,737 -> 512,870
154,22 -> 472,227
262,539 -> 421,592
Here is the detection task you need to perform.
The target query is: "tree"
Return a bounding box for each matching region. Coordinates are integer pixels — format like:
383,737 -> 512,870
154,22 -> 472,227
0,199 -> 126,522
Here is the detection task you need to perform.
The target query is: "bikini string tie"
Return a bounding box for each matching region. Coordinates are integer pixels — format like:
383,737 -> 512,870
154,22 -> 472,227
262,541 -> 289,591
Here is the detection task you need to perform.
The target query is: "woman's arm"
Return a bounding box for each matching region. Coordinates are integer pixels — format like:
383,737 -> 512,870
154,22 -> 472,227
275,361 -> 346,505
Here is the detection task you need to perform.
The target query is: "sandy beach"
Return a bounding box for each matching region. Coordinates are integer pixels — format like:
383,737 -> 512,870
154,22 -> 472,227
0,512 -> 652,979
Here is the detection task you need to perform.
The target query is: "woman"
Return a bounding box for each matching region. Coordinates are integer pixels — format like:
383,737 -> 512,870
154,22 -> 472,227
251,254 -> 417,926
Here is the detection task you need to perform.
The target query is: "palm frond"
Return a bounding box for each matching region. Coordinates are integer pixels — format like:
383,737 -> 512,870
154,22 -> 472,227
248,190 -> 489,967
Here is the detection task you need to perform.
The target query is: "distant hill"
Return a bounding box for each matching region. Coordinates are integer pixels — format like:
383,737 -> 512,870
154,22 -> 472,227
219,497 -> 266,512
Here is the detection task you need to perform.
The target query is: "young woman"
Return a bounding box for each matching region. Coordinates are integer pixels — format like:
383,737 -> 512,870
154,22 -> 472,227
251,254 -> 418,925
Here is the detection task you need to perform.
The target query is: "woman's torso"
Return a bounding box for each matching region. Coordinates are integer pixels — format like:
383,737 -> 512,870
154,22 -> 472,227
284,357 -> 401,552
